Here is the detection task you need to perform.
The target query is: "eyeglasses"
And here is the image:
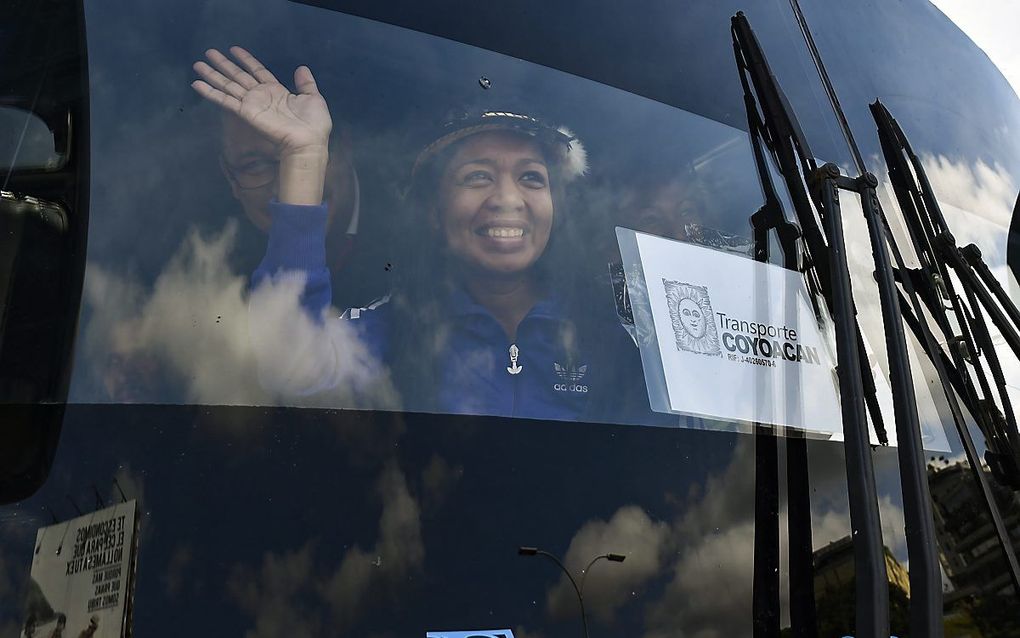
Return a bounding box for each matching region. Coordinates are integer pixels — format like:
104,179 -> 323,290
221,154 -> 279,190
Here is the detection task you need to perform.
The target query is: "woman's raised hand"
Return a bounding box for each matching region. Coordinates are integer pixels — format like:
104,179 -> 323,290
192,47 -> 331,205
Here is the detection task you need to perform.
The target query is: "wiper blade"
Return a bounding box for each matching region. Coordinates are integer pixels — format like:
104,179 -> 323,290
874,102 -> 1020,485
872,101 -> 1020,596
961,242 -> 1020,348
885,112 -> 1020,364
775,0 -> 957,631
732,14 -> 892,636
731,13 -> 889,447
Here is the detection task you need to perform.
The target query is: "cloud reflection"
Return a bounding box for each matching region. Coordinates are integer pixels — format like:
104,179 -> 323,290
227,461 -> 424,636
77,219 -> 398,410
546,505 -> 670,624
641,440 -> 907,638
536,437 -> 911,638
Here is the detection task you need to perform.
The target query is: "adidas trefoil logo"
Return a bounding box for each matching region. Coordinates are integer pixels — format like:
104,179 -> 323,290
553,362 -> 589,393
553,362 -> 588,381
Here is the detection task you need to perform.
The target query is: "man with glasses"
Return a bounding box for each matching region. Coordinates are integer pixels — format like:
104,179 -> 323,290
219,111 -> 370,307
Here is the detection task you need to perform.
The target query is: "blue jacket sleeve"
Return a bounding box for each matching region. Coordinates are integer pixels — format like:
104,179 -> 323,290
251,200 -> 331,317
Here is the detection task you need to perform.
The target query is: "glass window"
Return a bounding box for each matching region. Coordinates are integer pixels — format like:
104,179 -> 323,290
2,1 -> 1019,636
68,0 -> 856,442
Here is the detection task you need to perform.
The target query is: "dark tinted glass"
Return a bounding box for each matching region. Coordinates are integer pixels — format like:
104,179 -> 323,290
1,0 -> 1019,636
0,106 -> 62,171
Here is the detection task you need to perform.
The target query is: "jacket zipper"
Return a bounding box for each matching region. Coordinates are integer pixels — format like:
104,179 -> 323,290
507,341 -> 522,417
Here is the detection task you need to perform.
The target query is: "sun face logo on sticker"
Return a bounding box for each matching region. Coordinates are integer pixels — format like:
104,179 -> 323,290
663,279 -> 722,356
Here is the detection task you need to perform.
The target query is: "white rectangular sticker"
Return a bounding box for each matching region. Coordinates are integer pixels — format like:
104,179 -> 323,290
619,228 -> 841,435
22,500 -> 139,638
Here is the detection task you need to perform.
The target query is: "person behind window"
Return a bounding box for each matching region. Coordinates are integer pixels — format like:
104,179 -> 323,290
616,163 -> 705,243
220,112 -> 356,243
218,89 -> 370,308
617,163 -> 751,256
192,47 -> 666,424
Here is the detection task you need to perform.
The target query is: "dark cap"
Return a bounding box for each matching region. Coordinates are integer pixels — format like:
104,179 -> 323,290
410,109 -> 588,186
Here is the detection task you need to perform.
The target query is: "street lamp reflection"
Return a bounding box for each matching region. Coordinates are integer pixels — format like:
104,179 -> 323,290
517,546 -> 627,638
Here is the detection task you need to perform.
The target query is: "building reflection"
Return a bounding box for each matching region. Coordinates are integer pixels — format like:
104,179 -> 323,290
930,459 -> 1020,637
813,536 -> 912,597
786,460 -> 1020,636
801,536 -> 911,637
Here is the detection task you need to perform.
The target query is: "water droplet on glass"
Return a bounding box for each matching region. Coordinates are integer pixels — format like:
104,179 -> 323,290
478,76 -> 492,89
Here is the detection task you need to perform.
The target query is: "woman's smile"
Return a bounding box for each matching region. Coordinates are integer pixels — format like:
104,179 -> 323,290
437,130 -> 554,275
477,226 -> 526,238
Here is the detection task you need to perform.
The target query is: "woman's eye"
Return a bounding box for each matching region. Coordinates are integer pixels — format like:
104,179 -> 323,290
520,170 -> 548,187
461,170 -> 493,185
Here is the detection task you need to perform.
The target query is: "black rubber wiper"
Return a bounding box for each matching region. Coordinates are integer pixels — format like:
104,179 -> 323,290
873,103 -> 1020,488
767,1 -> 960,632
786,0 -> 954,632
732,13 -> 893,637
742,82 -> 815,637
730,14 -> 888,445
872,101 -> 1020,596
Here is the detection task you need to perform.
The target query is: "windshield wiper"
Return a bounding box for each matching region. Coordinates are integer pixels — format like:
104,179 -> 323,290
733,2 -> 991,630
871,101 -> 1020,596
786,0 -> 954,631
732,13 -> 894,637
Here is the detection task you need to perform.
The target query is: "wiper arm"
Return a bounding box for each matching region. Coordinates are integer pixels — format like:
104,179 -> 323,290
771,0 -> 962,631
873,102 -> 1020,485
961,242 -> 1020,350
886,112 -> 1020,364
963,282 -> 1020,487
732,14 -> 892,637
742,75 -> 814,638
871,101 -> 1020,596
731,13 -> 889,447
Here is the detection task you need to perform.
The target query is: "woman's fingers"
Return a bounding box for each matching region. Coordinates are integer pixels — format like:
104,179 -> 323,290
192,60 -> 248,101
230,46 -> 280,85
190,79 -> 241,114
204,48 -> 259,89
293,66 -> 321,96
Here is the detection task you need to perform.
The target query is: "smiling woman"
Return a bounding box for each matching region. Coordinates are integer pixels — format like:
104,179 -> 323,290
435,131 -> 555,279
201,50 -> 666,423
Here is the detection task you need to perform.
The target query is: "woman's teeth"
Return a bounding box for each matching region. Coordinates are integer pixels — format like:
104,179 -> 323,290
484,227 -> 524,238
